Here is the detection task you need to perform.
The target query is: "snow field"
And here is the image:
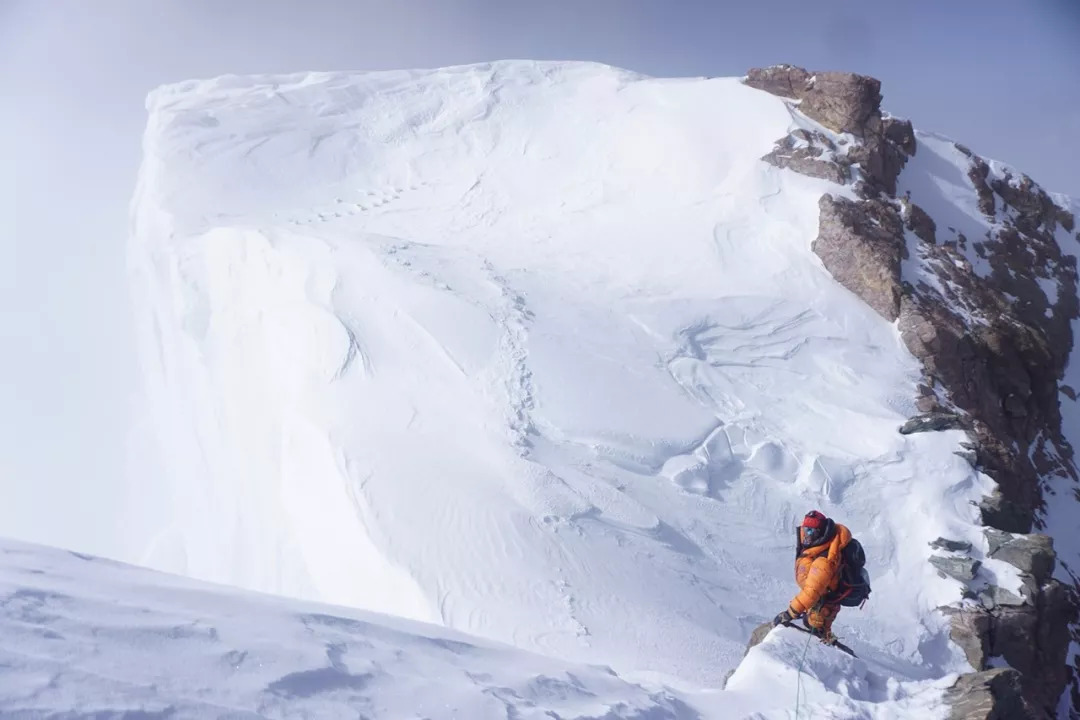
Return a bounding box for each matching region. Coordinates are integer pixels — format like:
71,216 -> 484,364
112,60 -> 1070,715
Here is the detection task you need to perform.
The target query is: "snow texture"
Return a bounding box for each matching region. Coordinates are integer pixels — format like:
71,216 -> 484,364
0,538 -> 693,719
29,59 -> 1061,717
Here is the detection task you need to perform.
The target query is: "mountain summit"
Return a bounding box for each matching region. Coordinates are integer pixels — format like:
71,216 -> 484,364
104,60 -> 1080,717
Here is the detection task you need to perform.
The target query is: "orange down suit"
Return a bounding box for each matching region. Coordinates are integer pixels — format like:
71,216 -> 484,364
788,523 -> 852,633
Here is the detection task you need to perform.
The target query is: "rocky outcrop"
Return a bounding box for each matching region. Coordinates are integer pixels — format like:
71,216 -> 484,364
959,587 -> 1075,716
743,64 -> 1080,716
744,64 -> 915,196
943,578 -> 1074,716
898,169 -> 1079,710
935,527 -> 1075,715
897,290 -> 1065,532
744,65 -> 880,138
743,64 -> 917,325
883,115 -> 917,156
743,64 -> 812,102
901,197 -> 937,244
744,620 -> 775,656
762,130 -> 850,185
956,145 -> 998,218
991,172 -> 1075,235
724,620 -> 778,689
931,555 -> 982,582
897,148 -> 1080,535
944,668 -> 1031,720
960,531 -> 1076,713
814,195 -> 905,320
942,607 -> 993,670
900,411 -> 967,435
977,489 -> 1033,536
933,538 -> 975,553
986,531 -> 1055,583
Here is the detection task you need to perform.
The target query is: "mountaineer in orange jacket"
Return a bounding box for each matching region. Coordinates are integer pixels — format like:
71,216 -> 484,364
772,510 -> 853,643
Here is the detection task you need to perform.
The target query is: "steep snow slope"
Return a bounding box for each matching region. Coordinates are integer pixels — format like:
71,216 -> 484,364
1,537 -> 966,718
128,61 -> 993,700
0,537 -> 691,718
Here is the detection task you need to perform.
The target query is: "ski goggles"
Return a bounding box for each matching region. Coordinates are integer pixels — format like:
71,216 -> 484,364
799,511 -> 829,544
800,525 -> 825,545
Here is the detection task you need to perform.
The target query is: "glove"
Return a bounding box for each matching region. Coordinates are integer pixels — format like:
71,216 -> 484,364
773,609 -> 796,626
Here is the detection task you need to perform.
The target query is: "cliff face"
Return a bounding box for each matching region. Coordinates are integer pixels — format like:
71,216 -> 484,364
744,64 -> 1080,718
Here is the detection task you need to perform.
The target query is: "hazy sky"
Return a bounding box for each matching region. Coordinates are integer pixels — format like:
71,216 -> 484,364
3,0 -> 1078,558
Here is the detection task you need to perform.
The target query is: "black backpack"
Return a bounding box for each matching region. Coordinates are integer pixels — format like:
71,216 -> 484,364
834,538 -> 871,607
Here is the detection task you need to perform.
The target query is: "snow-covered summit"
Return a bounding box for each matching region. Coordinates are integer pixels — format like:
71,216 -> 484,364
106,60 -> 1080,716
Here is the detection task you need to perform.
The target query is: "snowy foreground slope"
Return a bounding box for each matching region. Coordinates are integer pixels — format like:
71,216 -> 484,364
0,537 -> 958,718
114,61 -> 1050,716
0,537 -> 695,718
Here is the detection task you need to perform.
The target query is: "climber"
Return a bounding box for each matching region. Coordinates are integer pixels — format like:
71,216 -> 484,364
772,510 -> 868,645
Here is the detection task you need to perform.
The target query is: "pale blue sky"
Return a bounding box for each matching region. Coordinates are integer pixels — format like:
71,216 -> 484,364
2,0 -> 1078,556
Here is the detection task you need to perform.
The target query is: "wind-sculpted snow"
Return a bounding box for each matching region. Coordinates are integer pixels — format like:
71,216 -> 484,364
125,61 -> 1006,714
726,627 -> 957,719
0,538 -> 692,719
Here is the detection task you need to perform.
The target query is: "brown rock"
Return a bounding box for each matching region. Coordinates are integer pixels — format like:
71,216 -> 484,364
745,66 -> 884,138
1059,209 -> 1075,233
986,531 -> 1055,584
931,554 -> 982,581
917,396 -> 942,413
745,66 -> 912,195
932,538 -> 975,553
992,605 -> 1039,673
978,492 -> 1032,534
849,136 -> 908,196
799,71 -> 883,137
900,411 -> 968,434
991,172 -> 1063,233
744,620 -> 775,656
916,383 -> 942,412
1033,581 -> 1076,713
743,64 -> 812,100
975,459 -> 1036,535
986,227 -> 1053,331
762,133 -> 849,184
942,601 -> 1068,715
943,583 -> 1075,716
814,195 -> 906,320
944,668 -> 1031,720
980,584 -> 1028,609
988,580 -> 1076,716
942,606 -> 992,670
904,200 -> 938,244
897,295 -> 949,365
898,218 -> 1070,533
968,158 -> 996,218
884,115 -> 917,156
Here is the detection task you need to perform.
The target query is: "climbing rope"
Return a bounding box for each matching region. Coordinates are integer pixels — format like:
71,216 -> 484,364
794,626 -> 813,720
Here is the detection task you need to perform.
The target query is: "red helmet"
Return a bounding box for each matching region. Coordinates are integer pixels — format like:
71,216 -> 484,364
800,510 -> 832,546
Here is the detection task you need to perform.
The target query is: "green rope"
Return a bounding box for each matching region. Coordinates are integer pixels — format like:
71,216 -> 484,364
794,626 -> 813,720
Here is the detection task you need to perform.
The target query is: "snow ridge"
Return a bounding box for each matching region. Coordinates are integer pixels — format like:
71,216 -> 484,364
104,60 -> 1052,716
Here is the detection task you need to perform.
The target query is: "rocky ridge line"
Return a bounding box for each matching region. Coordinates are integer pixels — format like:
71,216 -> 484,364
742,63 -> 1080,719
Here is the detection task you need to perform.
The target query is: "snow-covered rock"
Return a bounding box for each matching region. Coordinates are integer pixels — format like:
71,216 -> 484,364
744,63 -> 1080,716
